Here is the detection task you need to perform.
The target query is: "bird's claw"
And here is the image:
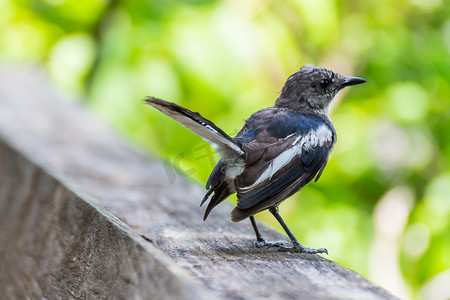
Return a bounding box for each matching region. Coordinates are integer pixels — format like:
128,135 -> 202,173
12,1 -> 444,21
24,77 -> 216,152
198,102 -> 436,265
254,239 -> 291,249
275,246 -> 328,255
294,246 -> 328,255
254,239 -> 328,255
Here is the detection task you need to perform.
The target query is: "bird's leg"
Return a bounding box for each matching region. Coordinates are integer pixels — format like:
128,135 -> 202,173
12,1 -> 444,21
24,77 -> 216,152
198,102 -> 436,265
250,216 -> 264,243
249,216 -> 290,248
269,207 -> 328,255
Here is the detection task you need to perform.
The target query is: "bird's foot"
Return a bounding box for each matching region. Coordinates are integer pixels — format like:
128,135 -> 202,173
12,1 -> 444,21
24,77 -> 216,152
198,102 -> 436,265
253,238 -> 291,249
289,240 -> 328,254
255,239 -> 328,254
292,245 -> 328,255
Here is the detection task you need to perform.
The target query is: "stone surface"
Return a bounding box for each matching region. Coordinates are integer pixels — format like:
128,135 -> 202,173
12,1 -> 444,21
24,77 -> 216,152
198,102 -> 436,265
0,66 -> 397,299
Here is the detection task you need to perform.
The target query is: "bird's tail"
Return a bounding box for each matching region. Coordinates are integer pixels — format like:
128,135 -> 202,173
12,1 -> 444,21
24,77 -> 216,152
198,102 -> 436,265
145,97 -> 244,159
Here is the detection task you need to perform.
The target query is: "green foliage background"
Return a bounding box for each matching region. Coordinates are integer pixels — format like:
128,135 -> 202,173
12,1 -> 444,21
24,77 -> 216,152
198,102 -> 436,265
2,0 -> 449,299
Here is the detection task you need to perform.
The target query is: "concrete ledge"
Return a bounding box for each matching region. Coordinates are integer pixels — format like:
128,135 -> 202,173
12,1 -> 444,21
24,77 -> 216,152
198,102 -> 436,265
0,66 -> 396,299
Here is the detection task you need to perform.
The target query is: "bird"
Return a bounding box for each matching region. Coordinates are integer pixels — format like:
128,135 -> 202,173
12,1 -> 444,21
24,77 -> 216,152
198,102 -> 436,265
145,65 -> 366,254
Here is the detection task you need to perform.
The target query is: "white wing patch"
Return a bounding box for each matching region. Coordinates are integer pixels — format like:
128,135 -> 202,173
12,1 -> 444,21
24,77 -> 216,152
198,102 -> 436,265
305,123 -> 333,149
240,124 -> 332,190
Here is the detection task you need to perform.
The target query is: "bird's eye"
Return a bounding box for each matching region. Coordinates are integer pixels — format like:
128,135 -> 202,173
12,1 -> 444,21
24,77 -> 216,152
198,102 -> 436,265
320,79 -> 330,89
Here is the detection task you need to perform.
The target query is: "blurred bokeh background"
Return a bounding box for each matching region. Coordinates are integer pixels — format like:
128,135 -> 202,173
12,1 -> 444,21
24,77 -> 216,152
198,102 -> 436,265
2,0 -> 449,299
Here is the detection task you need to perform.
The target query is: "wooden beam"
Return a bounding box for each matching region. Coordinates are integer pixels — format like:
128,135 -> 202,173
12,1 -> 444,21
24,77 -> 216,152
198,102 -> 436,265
0,66 -> 396,299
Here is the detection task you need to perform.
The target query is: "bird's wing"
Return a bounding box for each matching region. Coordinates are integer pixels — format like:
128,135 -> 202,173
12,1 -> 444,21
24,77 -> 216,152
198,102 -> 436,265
232,118 -> 334,221
145,97 -> 245,161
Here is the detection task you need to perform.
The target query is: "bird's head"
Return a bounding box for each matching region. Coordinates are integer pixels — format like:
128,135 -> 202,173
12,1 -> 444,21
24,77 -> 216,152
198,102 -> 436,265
275,65 -> 366,114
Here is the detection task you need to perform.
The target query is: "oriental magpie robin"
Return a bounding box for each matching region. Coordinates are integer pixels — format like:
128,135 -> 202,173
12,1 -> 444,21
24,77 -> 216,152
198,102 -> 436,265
145,65 -> 366,254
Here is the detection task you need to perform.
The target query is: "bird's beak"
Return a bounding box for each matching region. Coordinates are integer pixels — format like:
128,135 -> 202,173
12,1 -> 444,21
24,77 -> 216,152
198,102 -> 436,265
341,76 -> 366,88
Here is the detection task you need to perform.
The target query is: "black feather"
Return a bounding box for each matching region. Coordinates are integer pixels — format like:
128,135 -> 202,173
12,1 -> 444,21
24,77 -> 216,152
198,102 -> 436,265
203,183 -> 231,221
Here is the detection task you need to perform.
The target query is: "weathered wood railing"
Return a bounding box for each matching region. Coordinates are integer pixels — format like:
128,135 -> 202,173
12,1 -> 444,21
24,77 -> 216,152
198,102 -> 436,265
0,66 -> 396,299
